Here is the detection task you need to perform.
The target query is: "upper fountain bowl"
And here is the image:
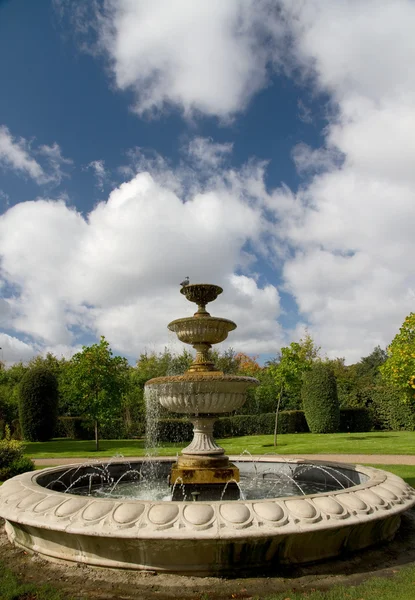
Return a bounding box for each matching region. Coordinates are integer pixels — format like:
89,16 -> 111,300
181,283 -> 222,305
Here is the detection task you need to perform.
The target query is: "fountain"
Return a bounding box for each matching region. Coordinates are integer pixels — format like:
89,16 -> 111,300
0,283 -> 414,575
145,283 -> 259,501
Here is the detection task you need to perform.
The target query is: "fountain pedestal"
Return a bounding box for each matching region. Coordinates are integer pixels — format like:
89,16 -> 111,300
169,416 -> 240,500
145,283 -> 259,501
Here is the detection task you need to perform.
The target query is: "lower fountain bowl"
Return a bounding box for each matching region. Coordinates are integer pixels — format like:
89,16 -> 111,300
0,457 -> 414,575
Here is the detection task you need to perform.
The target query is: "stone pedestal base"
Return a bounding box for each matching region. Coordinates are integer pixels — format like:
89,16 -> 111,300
171,480 -> 240,501
169,416 -> 241,500
169,454 -> 240,501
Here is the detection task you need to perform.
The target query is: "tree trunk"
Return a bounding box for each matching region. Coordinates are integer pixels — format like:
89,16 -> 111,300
273,385 -> 284,447
94,419 -> 99,452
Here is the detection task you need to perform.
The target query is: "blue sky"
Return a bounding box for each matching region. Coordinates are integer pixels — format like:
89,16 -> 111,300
1,0 -> 415,365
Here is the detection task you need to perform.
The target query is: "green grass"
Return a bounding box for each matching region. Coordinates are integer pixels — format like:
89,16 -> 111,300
0,561 -> 71,600
258,564 -> 415,599
23,430 -> 415,459
365,463 -> 415,488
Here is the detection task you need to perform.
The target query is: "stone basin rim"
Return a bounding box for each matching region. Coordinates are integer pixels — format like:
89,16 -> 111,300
145,373 -> 260,385
1,457 -> 414,576
1,459 -> 414,538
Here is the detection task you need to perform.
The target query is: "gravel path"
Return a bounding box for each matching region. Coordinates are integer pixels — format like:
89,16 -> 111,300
33,453 -> 415,466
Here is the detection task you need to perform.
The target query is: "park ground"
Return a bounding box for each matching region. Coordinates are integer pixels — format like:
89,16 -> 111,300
1,430 -> 415,600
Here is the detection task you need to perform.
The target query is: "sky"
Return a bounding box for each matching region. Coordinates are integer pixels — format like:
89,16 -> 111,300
1,0 -> 415,366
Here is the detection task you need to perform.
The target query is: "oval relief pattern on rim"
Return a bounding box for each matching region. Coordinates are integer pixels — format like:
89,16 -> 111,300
0,462 -> 414,539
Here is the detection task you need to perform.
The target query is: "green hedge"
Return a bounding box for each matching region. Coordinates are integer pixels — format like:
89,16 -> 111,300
55,416 -> 145,440
152,411 -> 309,443
338,407 -> 372,432
19,367 -> 58,442
55,407 -> 374,442
363,385 -> 415,431
302,363 -> 340,433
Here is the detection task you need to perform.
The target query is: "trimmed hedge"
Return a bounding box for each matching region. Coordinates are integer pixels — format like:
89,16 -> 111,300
302,363 -> 340,433
55,416 -> 145,440
55,417 -> 94,440
19,367 -> 58,442
363,385 -> 415,431
55,407 -> 374,442
152,411 -> 309,443
338,407 -> 372,433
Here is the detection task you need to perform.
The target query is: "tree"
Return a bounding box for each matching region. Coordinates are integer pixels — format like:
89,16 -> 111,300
19,366 -> 59,441
234,353 -> 262,377
355,346 -> 387,384
66,337 -> 129,451
269,333 -> 320,445
380,313 -> 415,404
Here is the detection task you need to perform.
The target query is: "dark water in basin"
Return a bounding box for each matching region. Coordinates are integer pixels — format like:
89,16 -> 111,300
40,460 -> 367,502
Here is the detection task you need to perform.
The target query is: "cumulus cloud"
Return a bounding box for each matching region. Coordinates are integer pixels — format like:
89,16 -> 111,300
0,333 -> 37,366
6,1 -> 415,364
0,145 -> 284,360
268,0 -> 415,361
57,0 -> 284,119
0,126 -> 72,185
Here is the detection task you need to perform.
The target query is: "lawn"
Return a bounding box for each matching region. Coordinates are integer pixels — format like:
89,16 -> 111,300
23,430 -> 415,459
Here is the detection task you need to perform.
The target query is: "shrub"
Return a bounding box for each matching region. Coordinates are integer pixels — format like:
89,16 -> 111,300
153,418 -> 194,443
0,426 -> 34,481
339,407 -> 372,432
55,416 -> 94,440
19,366 -> 59,442
55,416 -> 145,440
302,363 -> 340,433
215,411 -> 310,437
152,411 -> 310,442
364,385 -> 415,431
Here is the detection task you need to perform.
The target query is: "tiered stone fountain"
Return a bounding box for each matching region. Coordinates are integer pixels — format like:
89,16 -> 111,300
145,283 -> 259,500
0,283 -> 414,574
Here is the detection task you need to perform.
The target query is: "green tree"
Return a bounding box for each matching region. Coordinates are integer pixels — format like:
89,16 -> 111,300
269,333 -> 320,445
19,366 -> 59,441
210,348 -> 242,374
66,337 -> 129,451
380,313 -> 415,403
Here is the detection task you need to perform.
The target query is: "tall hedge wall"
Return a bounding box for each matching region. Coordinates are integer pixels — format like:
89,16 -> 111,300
302,363 -> 340,433
19,367 -> 58,442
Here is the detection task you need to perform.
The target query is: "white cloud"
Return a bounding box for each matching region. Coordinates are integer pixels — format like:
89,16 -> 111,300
187,137 -> 233,170
270,0 -> 415,362
0,334 -> 37,366
6,1 -> 415,364
0,126 -> 44,181
60,0 -> 283,119
0,126 -> 72,185
0,148 -> 284,360
86,159 -> 108,190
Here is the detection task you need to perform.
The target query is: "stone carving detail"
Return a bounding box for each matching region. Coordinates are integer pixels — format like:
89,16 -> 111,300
1,461 -> 414,539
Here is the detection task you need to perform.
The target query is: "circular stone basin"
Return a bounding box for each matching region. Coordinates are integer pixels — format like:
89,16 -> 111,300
0,457 -> 414,575
145,374 -> 259,414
